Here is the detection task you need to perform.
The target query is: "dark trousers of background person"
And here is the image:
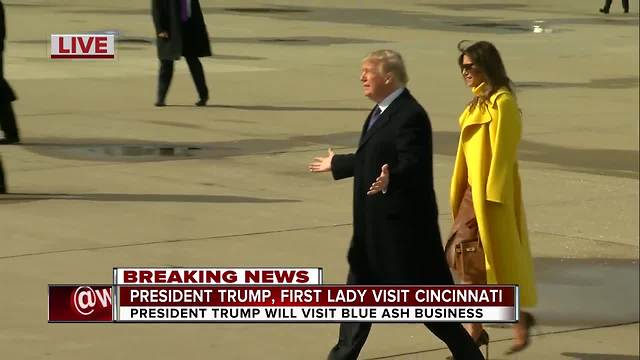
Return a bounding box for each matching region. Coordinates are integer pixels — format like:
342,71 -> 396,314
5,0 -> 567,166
157,57 -> 208,103
0,101 -> 18,141
0,57 -> 19,142
602,0 -> 630,12
0,156 -> 6,193
327,272 -> 484,360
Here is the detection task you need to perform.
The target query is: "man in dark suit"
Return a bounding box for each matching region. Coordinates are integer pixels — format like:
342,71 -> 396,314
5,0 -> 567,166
309,50 -> 483,360
151,0 -> 211,106
0,0 -> 19,145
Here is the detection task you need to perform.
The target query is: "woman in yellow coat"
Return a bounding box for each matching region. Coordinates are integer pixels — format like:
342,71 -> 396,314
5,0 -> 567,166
450,41 -> 537,356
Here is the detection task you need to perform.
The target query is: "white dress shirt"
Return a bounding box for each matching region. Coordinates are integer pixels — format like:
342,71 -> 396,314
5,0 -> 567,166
377,87 -> 405,113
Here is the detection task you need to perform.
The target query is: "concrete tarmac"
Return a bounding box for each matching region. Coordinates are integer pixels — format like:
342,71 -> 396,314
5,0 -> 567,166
0,1 -> 638,359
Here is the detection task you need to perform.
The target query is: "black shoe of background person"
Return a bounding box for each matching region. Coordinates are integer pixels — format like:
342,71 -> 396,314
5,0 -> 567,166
154,101 -> 166,107
0,174 -> 6,194
599,8 -> 609,13
0,138 -> 19,145
195,97 -> 208,106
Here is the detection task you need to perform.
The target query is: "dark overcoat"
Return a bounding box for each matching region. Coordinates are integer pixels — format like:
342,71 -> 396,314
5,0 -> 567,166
151,0 -> 211,60
331,89 -> 453,285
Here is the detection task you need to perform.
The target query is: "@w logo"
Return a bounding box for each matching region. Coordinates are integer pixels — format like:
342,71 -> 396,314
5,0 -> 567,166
72,286 -> 112,316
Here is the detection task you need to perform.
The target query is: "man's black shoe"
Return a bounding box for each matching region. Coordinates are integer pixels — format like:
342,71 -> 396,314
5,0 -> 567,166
0,138 -> 19,145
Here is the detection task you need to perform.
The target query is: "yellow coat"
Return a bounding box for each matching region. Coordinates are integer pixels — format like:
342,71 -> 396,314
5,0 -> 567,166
450,83 -> 537,307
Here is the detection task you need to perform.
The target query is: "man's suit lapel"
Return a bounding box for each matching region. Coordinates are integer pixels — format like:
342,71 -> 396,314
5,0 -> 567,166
357,89 -> 409,151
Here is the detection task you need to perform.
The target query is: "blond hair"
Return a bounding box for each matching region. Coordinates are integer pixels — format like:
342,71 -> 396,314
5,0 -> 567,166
363,49 -> 409,85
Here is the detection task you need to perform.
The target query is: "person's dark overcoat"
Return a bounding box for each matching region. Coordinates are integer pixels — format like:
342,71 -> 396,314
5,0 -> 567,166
331,89 -> 453,285
151,0 -> 211,60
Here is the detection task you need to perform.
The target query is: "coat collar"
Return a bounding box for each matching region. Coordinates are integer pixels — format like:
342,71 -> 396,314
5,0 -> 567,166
473,82 -> 511,106
459,83 -> 510,129
357,88 -> 410,150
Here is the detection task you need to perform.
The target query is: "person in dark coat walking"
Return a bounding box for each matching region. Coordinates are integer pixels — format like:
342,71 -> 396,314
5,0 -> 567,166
151,0 -> 211,106
309,50 -> 484,360
600,0 -> 630,13
0,0 -> 20,145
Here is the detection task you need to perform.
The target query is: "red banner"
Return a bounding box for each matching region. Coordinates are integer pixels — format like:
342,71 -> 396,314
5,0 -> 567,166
48,285 -> 113,322
118,285 -> 516,307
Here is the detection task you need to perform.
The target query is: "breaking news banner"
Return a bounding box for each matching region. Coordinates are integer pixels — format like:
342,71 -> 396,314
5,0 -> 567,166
48,267 -> 323,322
48,285 -> 113,322
114,285 -> 518,323
48,268 -> 517,323
113,267 -> 324,285
50,34 -> 115,59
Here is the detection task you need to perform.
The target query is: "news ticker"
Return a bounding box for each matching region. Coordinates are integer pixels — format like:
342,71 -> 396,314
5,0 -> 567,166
48,268 -> 519,323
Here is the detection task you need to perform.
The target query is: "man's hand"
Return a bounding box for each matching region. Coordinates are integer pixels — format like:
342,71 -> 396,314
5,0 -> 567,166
308,148 -> 335,173
367,164 -> 389,195
158,32 -> 169,39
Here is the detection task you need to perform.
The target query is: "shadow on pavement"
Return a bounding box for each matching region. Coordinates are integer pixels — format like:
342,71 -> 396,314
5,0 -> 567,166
20,129 -> 640,179
530,257 -> 639,327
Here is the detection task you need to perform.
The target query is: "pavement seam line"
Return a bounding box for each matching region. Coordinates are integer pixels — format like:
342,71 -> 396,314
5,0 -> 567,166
0,223 -> 352,260
363,321 -> 640,360
531,230 -> 640,248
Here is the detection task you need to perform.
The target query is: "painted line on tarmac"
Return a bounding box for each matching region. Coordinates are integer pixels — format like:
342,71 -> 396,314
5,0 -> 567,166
531,230 -> 639,248
364,321 -> 640,360
0,222 -> 351,260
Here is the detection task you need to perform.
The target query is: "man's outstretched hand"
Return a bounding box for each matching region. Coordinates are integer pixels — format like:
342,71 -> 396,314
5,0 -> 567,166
309,148 -> 335,173
367,164 -> 389,195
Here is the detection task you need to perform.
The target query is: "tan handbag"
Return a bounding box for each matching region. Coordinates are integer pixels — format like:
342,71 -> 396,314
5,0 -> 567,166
445,187 -> 487,284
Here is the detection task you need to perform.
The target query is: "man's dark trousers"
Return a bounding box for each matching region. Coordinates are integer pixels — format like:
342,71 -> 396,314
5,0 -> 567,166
328,272 -> 484,360
157,56 -> 208,103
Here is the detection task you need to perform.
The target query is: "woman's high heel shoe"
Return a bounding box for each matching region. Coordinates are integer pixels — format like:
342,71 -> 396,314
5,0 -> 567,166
505,312 -> 536,355
475,329 -> 490,359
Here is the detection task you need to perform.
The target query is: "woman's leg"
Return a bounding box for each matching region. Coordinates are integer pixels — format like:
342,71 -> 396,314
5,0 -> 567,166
506,311 -> 536,354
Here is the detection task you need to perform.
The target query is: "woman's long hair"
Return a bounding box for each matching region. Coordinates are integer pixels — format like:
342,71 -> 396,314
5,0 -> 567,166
457,41 -> 515,109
